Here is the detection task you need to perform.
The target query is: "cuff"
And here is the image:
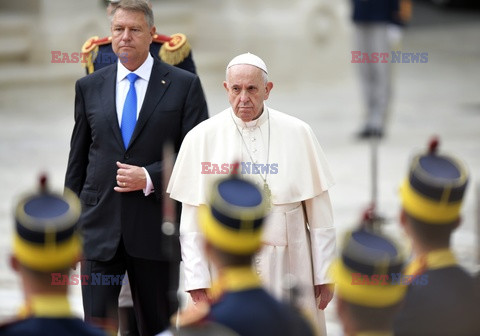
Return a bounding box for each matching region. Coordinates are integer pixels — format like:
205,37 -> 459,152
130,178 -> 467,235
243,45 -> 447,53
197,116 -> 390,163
310,226 -> 336,285
180,232 -> 211,291
142,167 -> 154,196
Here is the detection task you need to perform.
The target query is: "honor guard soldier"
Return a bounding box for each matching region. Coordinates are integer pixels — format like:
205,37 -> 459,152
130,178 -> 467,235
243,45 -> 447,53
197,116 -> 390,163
195,175 -> 316,336
331,228 -> 407,336
394,137 -> 480,336
81,0 -> 196,75
0,175 -> 108,336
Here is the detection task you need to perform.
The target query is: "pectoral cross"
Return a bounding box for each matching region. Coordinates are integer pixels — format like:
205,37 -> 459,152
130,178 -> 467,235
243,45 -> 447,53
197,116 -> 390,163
264,182 -> 272,211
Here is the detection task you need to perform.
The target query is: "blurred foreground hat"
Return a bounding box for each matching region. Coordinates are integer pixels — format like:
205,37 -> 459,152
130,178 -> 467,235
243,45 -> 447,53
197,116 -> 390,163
227,53 -> 268,75
400,137 -> 469,224
330,229 -> 406,307
199,176 -> 268,255
13,175 -> 82,271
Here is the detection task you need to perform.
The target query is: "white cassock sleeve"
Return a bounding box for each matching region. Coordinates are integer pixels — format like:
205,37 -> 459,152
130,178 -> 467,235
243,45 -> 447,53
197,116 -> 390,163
179,203 -> 211,291
305,191 -> 336,285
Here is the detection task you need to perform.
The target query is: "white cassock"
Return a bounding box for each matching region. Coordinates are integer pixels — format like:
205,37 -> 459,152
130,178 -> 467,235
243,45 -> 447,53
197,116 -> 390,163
167,106 -> 335,335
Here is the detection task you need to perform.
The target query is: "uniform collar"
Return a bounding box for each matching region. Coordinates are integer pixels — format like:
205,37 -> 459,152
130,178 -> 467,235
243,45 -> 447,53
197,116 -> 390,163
117,53 -> 153,83
405,248 -> 457,277
209,266 -> 262,301
355,331 -> 393,336
230,105 -> 269,129
18,294 -> 73,318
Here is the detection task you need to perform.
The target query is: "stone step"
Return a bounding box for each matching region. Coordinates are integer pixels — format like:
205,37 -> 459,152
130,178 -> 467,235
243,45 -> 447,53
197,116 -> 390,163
0,63 -> 82,88
0,37 -> 30,62
0,14 -> 31,36
0,14 -> 32,63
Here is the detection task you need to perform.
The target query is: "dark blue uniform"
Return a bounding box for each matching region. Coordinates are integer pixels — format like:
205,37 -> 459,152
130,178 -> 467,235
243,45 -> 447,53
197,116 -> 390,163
352,0 -> 399,23
394,265 -> 480,336
0,317 -> 107,336
209,286 -> 315,336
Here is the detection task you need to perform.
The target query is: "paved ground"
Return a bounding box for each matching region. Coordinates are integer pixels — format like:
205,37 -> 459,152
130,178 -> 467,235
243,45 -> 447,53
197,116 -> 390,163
0,2 -> 479,335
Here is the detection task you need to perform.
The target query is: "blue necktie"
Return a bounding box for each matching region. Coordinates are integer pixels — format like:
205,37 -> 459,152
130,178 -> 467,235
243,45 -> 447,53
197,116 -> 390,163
121,73 -> 139,148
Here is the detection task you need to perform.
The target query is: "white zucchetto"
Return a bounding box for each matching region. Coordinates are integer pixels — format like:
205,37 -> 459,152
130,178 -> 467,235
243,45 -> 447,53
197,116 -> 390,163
226,52 -> 268,74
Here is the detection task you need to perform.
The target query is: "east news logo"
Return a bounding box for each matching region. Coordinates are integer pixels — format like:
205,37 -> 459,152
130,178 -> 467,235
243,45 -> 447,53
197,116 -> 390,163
351,51 -> 429,63
351,273 -> 429,286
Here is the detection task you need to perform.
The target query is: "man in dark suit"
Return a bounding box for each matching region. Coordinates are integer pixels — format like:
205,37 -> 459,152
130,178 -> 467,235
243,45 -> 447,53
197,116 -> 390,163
80,2 -> 200,335
64,1 -> 208,335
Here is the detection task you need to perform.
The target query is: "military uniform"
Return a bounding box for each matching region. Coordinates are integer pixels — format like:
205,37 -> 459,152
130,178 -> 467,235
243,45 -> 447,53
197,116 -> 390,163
0,176 -> 107,336
352,0 -> 399,138
330,228 -> 407,336
0,296 -> 107,336
393,138 -> 480,336
164,176 -> 315,336
197,176 -> 316,336
81,32 -> 196,75
207,266 -> 315,336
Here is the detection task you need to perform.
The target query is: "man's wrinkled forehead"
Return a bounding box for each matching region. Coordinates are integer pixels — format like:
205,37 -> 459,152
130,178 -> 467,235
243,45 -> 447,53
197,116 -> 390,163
226,65 -> 265,85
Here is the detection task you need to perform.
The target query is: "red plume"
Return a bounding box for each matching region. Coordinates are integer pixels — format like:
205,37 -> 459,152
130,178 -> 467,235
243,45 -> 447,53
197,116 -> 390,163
39,173 -> 48,192
428,136 -> 439,155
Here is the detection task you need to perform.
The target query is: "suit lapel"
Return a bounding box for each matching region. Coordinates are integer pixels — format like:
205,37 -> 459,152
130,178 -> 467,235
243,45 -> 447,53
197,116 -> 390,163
100,64 -> 125,149
129,60 -> 170,147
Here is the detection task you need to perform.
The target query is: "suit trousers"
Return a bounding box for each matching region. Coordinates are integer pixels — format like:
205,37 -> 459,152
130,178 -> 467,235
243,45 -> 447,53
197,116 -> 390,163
81,239 -> 179,336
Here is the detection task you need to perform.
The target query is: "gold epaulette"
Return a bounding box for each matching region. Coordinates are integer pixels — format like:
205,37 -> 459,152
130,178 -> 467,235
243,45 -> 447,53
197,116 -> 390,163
156,33 -> 191,66
81,36 -> 112,74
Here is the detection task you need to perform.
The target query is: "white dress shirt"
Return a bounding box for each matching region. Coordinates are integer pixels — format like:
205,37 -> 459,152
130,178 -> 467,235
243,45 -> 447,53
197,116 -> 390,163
116,54 -> 154,195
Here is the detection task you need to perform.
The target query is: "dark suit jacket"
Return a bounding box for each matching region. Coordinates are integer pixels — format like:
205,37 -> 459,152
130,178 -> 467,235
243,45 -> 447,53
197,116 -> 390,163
65,57 -> 208,262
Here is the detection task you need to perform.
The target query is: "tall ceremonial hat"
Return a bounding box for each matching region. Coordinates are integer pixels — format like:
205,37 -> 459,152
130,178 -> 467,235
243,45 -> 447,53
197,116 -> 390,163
199,174 -> 268,255
227,52 -> 268,74
13,174 -> 82,271
330,229 -> 406,307
400,136 -> 469,224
